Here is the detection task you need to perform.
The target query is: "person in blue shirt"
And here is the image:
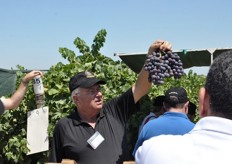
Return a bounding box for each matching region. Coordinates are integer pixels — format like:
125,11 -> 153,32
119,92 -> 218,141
133,87 -> 195,156
139,95 -> 196,135
138,95 -> 165,134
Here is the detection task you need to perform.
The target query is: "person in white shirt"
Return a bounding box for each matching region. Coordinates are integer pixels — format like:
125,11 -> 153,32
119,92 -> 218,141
135,50 -> 232,164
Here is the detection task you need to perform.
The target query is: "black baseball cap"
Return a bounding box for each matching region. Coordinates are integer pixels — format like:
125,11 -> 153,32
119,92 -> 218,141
69,71 -> 106,92
164,87 -> 189,106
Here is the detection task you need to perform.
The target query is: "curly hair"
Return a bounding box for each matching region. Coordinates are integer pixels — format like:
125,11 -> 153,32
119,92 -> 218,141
205,50 -> 232,119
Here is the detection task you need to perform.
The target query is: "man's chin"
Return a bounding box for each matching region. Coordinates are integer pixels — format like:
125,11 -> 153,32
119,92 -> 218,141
95,101 -> 103,106
94,103 -> 103,109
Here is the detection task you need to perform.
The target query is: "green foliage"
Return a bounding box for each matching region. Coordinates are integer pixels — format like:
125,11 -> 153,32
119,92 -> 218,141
0,29 -> 206,163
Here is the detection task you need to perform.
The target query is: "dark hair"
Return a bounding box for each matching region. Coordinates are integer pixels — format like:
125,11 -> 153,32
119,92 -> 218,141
164,102 -> 185,111
164,87 -> 188,110
188,102 -> 196,115
205,50 -> 232,119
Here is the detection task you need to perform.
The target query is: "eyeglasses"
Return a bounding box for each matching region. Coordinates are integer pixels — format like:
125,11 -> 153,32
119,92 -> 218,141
77,86 -> 102,97
86,87 -> 102,96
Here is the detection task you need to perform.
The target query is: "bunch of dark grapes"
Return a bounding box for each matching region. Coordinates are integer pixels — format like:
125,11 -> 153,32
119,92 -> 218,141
144,51 -> 185,85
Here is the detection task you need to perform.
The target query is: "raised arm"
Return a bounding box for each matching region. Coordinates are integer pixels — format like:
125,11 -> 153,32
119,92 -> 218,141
132,40 -> 172,103
1,70 -> 43,110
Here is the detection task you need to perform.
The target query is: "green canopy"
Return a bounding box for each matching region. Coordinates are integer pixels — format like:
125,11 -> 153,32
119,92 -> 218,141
115,48 -> 232,74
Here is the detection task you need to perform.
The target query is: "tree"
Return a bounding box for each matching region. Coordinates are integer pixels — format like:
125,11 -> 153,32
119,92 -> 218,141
0,29 -> 206,163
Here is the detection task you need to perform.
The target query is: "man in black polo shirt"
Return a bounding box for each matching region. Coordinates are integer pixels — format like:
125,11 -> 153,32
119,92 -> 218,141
0,70 -> 43,115
48,40 -> 172,164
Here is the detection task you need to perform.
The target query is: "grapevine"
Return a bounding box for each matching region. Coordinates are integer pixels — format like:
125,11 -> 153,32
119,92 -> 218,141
144,50 -> 185,85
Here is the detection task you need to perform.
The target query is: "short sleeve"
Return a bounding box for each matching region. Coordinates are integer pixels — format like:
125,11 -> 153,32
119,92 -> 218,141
0,99 -> 5,115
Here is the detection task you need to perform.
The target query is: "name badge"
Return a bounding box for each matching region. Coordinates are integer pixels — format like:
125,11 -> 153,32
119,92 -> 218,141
87,131 -> 105,149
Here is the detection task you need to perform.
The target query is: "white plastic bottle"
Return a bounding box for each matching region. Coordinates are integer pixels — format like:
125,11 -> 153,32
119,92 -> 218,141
33,75 -> 45,108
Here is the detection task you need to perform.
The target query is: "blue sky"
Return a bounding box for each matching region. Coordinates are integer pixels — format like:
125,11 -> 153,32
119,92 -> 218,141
1,0 -> 232,75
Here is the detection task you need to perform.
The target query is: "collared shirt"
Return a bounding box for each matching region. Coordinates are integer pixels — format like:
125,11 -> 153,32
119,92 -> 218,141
133,112 -> 194,156
138,112 -> 157,134
0,99 -> 4,115
49,88 -> 139,164
135,116 -> 232,164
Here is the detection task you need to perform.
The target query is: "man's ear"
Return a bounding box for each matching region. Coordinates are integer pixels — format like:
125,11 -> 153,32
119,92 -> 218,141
73,95 -> 79,104
198,87 -> 210,117
184,101 -> 189,114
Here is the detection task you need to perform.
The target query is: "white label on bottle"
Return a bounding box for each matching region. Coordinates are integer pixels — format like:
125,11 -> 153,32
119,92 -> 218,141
33,75 -> 44,94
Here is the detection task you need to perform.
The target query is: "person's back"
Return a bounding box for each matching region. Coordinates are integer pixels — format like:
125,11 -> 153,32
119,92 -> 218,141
142,112 -> 194,137
136,116 -> 232,164
138,95 -> 165,134
133,87 -> 194,155
135,50 -> 232,164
